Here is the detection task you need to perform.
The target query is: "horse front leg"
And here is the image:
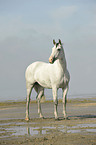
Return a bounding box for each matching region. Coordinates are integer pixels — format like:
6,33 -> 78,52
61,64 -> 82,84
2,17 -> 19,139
52,87 -> 58,119
62,86 -> 68,119
25,85 -> 33,121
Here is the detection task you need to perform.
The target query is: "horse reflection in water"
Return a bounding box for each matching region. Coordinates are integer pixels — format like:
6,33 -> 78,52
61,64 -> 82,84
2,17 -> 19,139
26,125 -> 68,136
25,39 -> 70,121
27,127 -> 46,136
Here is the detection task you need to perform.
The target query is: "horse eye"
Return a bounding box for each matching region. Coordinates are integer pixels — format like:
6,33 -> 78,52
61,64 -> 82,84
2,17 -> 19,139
57,48 -> 61,51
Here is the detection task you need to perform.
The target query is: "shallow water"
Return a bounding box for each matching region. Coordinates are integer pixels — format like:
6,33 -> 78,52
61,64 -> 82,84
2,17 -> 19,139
0,122 -> 96,139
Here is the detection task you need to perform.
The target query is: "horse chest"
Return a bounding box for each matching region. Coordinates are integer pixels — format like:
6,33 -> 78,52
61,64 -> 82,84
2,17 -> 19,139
56,71 -> 68,88
58,77 -> 65,88
52,73 -> 64,88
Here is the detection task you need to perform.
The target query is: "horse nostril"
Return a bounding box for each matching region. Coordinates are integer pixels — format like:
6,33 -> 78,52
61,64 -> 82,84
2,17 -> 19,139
49,56 -> 53,63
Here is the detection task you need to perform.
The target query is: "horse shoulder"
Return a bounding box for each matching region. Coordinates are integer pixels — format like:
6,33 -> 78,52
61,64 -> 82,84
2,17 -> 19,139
25,61 -> 43,81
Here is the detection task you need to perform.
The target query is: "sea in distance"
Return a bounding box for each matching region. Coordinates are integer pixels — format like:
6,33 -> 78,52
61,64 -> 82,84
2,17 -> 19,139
0,89 -> 96,102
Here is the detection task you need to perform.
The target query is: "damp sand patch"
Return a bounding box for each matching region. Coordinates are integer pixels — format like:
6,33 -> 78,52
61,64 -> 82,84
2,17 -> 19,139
0,119 -> 96,138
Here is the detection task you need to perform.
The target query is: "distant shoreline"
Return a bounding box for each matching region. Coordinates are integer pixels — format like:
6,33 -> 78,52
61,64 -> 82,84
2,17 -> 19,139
0,97 -> 96,106
0,93 -> 96,102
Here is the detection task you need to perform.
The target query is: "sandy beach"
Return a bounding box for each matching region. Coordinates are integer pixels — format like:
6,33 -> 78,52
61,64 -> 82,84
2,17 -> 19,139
0,99 -> 96,145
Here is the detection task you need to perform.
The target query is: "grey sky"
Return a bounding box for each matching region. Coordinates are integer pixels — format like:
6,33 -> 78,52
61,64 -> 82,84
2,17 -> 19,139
0,0 -> 96,101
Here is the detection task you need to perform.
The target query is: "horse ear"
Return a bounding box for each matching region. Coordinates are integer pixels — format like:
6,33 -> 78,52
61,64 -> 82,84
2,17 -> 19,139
53,39 -> 56,45
59,39 -> 61,45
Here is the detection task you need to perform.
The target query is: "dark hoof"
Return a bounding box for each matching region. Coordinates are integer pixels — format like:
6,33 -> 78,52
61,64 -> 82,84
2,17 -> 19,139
64,117 -> 69,120
40,116 -> 44,119
55,118 -> 59,121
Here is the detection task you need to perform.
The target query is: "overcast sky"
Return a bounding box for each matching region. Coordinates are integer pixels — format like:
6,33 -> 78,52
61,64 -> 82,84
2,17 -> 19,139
0,0 -> 96,101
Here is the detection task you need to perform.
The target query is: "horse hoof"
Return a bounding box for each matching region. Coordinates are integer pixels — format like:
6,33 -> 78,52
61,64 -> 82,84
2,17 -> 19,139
25,117 -> 30,121
55,117 -> 59,120
64,117 -> 69,120
40,116 -> 44,119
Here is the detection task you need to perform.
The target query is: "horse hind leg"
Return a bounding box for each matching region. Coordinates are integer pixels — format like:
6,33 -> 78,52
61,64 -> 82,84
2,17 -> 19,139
25,84 -> 33,121
37,90 -> 44,118
34,83 -> 44,118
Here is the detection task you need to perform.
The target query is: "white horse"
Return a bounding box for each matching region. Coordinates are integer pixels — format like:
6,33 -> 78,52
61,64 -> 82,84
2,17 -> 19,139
25,39 -> 70,121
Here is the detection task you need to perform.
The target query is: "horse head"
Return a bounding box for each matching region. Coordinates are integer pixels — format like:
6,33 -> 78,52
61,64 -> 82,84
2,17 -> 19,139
49,39 -> 64,64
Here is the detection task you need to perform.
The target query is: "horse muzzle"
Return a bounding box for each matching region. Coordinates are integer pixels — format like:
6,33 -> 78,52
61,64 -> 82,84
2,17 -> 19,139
49,56 -> 55,64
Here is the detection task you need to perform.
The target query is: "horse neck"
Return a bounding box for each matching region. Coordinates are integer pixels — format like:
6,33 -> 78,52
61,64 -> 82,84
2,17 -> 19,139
55,54 -> 67,72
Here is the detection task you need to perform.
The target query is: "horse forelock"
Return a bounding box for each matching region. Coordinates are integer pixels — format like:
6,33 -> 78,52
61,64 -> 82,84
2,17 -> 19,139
56,43 -> 59,47
56,42 -> 63,48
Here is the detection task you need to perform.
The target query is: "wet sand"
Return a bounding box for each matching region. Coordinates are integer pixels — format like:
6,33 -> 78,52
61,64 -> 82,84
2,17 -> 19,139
0,100 -> 96,145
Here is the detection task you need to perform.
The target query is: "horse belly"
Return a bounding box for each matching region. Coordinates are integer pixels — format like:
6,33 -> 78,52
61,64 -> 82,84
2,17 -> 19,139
38,79 -> 52,89
34,71 -> 52,89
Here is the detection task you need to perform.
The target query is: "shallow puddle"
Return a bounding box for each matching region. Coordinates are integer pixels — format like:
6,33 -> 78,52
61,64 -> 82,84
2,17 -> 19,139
73,124 -> 96,128
0,122 -> 96,139
86,129 -> 96,133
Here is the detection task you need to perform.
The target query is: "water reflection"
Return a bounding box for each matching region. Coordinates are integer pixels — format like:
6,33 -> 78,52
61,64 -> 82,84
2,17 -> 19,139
26,127 -> 46,136
26,124 -> 96,135
0,123 -> 96,138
